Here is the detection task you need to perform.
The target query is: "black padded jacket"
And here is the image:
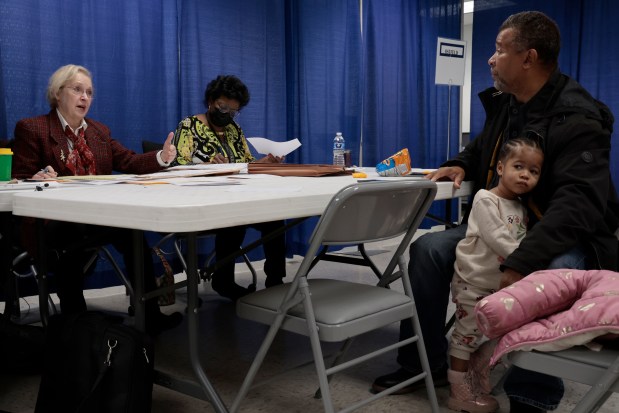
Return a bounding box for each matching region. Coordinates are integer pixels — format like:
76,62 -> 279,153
444,70 -> 619,275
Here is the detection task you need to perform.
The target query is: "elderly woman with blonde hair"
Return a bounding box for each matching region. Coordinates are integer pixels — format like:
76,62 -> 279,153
12,64 -> 182,334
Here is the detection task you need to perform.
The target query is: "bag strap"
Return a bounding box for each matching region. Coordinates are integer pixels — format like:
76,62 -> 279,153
76,337 -> 117,412
153,246 -> 173,277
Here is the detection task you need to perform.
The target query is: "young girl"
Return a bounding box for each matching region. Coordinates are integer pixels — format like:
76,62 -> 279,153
447,136 -> 544,413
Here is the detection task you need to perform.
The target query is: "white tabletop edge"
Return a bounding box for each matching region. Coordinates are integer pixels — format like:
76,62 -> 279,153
10,175 -> 472,232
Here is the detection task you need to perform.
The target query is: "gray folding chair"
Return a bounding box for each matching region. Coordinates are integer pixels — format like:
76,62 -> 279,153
509,346 -> 619,413
10,244 -> 133,321
232,180 -> 440,413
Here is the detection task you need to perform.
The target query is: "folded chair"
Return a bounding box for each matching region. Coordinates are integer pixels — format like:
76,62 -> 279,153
6,243 -> 134,325
151,230 -> 258,293
509,346 -> 619,413
142,140 -> 258,292
232,180 -> 440,413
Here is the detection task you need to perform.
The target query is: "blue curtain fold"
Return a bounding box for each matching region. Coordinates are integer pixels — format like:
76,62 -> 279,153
282,0 -> 363,254
284,0 -> 362,166
0,0 -> 179,152
579,2 -> 619,183
470,0 -> 618,184
362,0 -> 462,224
363,0 -> 461,168
177,0 -> 288,145
0,0 -> 180,288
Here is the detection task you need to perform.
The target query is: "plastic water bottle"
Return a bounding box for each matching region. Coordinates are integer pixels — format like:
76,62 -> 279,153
332,132 -> 345,166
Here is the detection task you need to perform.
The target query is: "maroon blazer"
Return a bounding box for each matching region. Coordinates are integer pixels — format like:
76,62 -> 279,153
12,110 -> 162,179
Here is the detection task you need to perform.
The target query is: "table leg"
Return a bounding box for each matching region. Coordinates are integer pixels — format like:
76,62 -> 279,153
36,219 -> 49,326
132,230 -> 146,331
0,211 -> 17,316
185,232 -> 229,412
144,231 -> 228,410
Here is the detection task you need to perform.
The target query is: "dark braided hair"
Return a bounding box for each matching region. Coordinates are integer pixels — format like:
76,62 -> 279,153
499,135 -> 543,163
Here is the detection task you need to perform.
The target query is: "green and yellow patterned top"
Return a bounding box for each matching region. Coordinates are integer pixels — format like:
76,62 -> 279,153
170,115 -> 255,165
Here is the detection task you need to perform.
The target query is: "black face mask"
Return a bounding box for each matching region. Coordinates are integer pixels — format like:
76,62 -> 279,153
208,108 -> 232,127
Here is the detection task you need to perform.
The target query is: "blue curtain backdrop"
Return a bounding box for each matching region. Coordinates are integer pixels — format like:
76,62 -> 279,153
177,0 -> 288,144
285,0 -> 362,166
282,0 -> 363,253
470,0 -> 619,186
362,0 -> 461,167
362,0 -> 462,223
0,0 -> 179,153
0,0 -> 180,288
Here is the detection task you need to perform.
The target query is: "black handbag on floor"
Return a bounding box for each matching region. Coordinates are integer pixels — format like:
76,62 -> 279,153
35,311 -> 154,413
0,313 -> 45,374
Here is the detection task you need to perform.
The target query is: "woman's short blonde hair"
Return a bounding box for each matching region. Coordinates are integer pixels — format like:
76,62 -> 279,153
46,64 -> 92,108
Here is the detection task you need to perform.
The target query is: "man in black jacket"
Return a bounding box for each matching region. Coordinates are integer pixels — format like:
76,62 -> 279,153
372,10 -> 619,413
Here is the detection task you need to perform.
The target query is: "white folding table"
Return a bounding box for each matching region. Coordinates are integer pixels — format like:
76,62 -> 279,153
11,172 -> 472,412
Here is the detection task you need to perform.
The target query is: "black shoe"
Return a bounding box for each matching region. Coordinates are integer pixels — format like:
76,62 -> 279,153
145,311 -> 183,335
0,313 -> 45,373
509,399 -> 546,413
371,366 -> 449,395
212,277 -> 253,301
265,276 -> 284,288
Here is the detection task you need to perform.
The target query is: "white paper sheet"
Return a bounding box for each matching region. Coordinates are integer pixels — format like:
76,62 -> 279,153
137,167 -> 243,180
247,137 -> 301,157
0,181 -> 62,190
165,163 -> 247,173
225,185 -> 302,193
158,177 -> 242,186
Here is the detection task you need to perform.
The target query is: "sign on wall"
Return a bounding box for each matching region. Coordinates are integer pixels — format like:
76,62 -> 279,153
435,37 -> 466,86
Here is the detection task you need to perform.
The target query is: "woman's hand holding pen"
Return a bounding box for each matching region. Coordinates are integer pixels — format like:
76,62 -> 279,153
255,153 -> 284,163
32,166 -> 58,180
210,153 -> 229,163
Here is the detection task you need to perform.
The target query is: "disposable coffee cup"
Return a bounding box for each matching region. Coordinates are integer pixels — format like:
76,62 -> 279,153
0,148 -> 12,181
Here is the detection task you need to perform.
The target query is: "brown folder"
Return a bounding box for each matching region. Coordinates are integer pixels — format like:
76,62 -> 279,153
248,163 -> 353,177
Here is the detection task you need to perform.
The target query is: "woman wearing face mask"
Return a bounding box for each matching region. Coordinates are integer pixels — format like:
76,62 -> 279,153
171,75 -> 286,300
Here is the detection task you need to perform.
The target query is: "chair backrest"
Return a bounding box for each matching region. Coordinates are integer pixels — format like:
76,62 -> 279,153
298,180 -> 437,278
0,138 -> 13,148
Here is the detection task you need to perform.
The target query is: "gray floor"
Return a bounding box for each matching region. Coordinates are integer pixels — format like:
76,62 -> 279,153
1,234 -> 618,412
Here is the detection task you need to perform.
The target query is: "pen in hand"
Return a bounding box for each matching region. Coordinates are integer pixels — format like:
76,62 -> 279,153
210,153 -> 229,164
33,166 -> 58,180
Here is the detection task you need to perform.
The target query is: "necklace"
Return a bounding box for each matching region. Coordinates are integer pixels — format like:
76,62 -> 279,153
205,111 -> 233,161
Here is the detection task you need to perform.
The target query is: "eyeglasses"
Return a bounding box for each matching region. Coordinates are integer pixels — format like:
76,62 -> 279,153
214,101 -> 240,118
62,84 -> 94,99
